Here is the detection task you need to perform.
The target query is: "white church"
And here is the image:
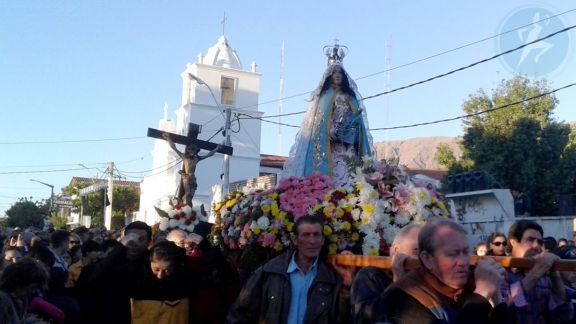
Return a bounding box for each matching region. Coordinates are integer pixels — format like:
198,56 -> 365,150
137,35 -> 272,225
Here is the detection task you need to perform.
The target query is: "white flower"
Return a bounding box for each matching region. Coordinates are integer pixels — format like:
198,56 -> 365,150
362,155 -> 373,167
178,224 -> 187,230
256,216 -> 270,230
182,205 -> 193,217
383,225 -> 401,244
351,209 -> 361,221
187,224 -> 195,232
168,219 -> 179,228
394,211 -> 410,226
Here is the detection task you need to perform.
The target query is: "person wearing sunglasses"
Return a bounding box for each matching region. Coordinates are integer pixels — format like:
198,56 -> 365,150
487,232 -> 508,256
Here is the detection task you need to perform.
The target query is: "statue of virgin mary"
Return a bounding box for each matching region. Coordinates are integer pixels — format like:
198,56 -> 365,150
281,44 -> 374,187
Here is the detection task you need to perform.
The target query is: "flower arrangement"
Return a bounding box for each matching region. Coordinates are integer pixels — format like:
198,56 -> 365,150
211,159 -> 450,258
155,203 -> 208,233
212,173 -> 333,253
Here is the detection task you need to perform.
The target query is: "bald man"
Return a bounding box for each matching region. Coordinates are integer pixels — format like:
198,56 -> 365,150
166,229 -> 187,250
350,224 -> 421,324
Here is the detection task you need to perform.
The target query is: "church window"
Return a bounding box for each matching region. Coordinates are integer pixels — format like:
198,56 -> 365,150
220,76 -> 235,105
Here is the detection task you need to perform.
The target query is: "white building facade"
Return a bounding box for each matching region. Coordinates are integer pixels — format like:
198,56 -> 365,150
138,36 -> 263,225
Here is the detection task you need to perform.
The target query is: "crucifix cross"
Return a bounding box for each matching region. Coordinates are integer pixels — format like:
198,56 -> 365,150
148,123 -> 233,205
148,123 -> 232,155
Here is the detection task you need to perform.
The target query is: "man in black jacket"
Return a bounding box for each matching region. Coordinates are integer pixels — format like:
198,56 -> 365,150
227,215 -> 351,324
86,221 -> 151,324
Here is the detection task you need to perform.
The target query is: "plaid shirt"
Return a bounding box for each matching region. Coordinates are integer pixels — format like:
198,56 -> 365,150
500,269 -> 573,323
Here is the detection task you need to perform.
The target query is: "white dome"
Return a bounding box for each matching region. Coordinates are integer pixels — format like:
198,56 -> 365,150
202,36 -> 242,70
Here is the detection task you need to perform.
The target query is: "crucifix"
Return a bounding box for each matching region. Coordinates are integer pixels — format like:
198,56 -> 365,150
148,123 -> 233,206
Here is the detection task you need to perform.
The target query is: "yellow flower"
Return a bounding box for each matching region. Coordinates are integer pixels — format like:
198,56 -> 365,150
328,243 -> 338,255
437,201 -> 447,211
226,199 -> 237,208
329,234 -> 338,243
419,191 -> 428,200
323,204 -> 335,218
270,192 -> 278,200
286,222 -> 294,232
431,197 -> 437,204
342,221 -> 351,231
274,241 -> 284,251
362,204 -> 374,215
323,225 -> 333,236
355,183 -> 363,191
368,247 -> 379,256
270,226 -> 278,234
353,221 -> 361,229
336,208 -> 344,218
261,205 -> 271,214
271,201 -> 279,216
245,230 -> 252,238
252,225 -> 261,235
351,232 -> 360,241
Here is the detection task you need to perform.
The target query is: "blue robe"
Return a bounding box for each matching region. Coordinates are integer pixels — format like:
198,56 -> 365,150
303,87 -> 372,177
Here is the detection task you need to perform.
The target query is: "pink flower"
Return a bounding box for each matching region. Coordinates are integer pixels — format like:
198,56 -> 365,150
279,178 -> 292,191
262,233 -> 276,248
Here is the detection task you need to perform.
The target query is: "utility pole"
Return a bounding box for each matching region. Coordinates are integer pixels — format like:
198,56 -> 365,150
30,179 -> 54,214
222,108 -> 232,195
105,161 -> 114,230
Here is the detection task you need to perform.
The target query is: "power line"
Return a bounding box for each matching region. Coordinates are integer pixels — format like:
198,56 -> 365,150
116,158 -> 181,174
0,167 -> 88,175
354,8 -> 576,81
117,159 -> 182,179
232,9 -> 576,111
363,24 -> 576,101
0,136 -> 146,145
370,82 -> 576,131
236,23 -> 576,128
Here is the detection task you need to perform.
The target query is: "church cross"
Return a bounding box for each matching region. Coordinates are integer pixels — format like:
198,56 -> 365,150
221,12 -> 227,36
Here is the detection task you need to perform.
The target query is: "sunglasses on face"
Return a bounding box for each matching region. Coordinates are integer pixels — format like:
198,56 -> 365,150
492,241 -> 507,247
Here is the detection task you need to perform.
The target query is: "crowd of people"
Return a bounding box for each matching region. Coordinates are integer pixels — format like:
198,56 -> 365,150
1,217 -> 576,323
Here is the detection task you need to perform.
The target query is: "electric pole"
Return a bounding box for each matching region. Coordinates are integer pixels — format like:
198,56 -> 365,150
105,161 -> 114,230
223,108 -> 232,195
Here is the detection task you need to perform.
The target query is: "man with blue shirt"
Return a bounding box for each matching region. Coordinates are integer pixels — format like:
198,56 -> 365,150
227,215 -> 351,324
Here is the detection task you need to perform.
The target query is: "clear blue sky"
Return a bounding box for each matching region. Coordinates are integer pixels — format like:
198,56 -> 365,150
1,1 -> 575,215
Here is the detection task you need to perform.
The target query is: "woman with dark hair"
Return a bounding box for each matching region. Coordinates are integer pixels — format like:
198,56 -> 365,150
281,48 -> 373,187
486,232 -> 508,256
0,257 -> 51,323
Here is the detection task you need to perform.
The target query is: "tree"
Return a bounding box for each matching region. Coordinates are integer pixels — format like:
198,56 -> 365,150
49,214 -> 68,229
5,197 -> 49,229
61,184 -> 139,227
437,75 -> 576,215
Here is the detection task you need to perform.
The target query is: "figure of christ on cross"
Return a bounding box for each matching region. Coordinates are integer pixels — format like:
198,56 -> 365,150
163,133 -> 222,206
148,123 -> 232,207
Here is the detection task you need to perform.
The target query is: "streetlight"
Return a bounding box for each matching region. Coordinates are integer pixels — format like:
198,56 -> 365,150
30,179 -> 54,213
189,73 -> 232,195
